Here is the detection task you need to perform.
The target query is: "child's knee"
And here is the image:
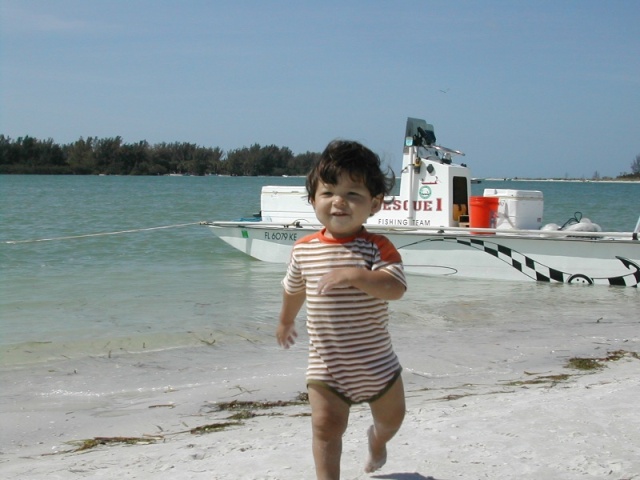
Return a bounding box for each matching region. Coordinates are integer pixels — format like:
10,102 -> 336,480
312,412 -> 348,439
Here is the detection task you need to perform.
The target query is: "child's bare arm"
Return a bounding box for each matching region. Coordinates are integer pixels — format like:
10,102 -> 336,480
276,290 -> 306,349
317,268 -> 405,300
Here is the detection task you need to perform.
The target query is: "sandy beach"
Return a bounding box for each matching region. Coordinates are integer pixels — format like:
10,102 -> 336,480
2,346 -> 638,480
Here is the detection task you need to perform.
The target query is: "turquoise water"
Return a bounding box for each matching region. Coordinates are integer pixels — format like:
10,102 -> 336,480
1,175 -> 299,358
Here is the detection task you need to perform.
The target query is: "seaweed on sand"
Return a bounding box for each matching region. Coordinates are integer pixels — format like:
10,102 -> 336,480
62,436 -> 161,453
503,373 -> 572,387
187,393 -> 310,433
565,349 -> 639,371
500,350 -> 639,388
215,392 -> 308,413
213,392 -> 310,420
48,392 -> 310,455
189,421 -> 243,434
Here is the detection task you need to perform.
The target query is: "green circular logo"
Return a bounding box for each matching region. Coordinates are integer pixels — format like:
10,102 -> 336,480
419,185 -> 432,199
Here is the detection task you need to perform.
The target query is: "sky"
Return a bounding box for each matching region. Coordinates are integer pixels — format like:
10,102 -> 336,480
1,0 -> 639,179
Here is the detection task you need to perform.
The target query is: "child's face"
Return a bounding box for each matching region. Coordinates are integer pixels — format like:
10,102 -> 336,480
311,172 -> 382,239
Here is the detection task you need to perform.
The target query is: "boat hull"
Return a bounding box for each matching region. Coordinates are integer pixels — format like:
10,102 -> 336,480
209,223 -> 640,287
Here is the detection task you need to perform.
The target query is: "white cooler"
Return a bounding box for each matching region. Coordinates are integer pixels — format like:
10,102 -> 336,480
483,189 -> 544,230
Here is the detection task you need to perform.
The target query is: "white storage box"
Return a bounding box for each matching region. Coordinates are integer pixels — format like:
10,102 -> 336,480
260,186 -> 315,223
483,189 -> 544,230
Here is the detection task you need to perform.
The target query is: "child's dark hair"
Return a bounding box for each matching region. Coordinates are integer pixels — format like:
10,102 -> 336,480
306,140 -> 395,202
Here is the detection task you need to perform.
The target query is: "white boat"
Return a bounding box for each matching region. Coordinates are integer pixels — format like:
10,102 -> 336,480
208,118 -> 640,288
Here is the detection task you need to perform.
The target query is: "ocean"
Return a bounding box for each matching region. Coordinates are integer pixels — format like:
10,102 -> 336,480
0,175 -> 638,428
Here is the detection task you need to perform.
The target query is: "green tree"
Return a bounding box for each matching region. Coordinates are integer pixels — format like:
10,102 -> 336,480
150,142 -> 174,175
65,137 -> 96,174
0,135 -> 21,167
191,146 -> 224,176
35,138 -> 65,168
121,141 -> 151,175
94,136 -> 123,174
631,154 -> 640,175
226,144 -> 259,176
255,145 -> 293,176
289,151 -> 320,175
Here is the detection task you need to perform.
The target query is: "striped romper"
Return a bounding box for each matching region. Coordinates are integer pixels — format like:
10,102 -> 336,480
282,228 -> 407,404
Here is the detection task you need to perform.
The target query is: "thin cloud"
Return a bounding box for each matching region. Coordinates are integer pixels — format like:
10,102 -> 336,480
1,4 -> 95,35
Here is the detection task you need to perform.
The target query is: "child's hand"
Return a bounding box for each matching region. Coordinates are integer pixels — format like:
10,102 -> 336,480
316,268 -> 354,295
317,267 -> 405,300
276,322 -> 298,349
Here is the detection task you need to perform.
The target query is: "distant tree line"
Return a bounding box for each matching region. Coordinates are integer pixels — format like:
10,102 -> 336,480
0,135 -> 321,176
2,134 -> 638,180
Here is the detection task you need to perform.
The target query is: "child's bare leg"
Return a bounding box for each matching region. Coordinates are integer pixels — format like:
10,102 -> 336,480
365,375 -> 405,473
308,384 -> 350,480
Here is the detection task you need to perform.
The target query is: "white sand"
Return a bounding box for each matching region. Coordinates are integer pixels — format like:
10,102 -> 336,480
2,351 -> 639,480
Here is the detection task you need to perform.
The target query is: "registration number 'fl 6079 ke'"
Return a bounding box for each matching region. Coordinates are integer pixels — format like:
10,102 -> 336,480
263,231 -> 298,241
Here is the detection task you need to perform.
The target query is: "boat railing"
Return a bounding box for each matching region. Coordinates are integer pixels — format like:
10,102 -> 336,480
208,221 -> 638,241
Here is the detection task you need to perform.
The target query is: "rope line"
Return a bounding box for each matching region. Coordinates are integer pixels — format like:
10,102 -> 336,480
5,222 -> 207,244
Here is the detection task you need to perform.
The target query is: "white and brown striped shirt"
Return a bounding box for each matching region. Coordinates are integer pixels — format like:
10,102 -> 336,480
282,228 -> 406,404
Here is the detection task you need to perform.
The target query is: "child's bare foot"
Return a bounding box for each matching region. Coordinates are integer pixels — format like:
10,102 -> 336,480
364,425 -> 387,473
